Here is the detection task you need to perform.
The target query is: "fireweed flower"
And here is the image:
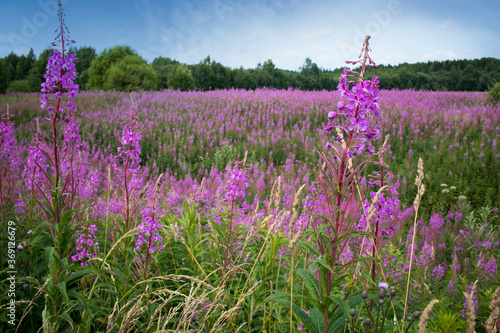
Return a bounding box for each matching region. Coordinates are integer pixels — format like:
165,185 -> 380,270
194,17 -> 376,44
39,12 -> 80,146
327,51 -> 382,156
117,114 -> 142,167
447,279 -> 457,295
477,255 -> 497,282
25,0 -> 81,227
221,164 -> 249,203
0,118 -> 21,205
135,212 -> 164,259
71,224 -> 98,266
431,264 -> 445,281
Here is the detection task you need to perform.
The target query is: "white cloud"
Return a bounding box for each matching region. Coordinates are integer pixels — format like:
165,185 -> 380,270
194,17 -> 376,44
440,18 -> 461,30
421,50 -> 458,61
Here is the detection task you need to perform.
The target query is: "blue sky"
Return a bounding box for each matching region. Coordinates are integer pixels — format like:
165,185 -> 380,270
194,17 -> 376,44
1,0 -> 499,70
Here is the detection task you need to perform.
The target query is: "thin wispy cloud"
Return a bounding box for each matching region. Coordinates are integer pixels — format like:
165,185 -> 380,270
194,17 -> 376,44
0,0 -> 498,70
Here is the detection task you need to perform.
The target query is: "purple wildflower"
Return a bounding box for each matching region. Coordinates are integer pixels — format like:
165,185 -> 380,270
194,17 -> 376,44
71,224 -> 98,266
135,212 -> 164,256
447,280 -> 457,295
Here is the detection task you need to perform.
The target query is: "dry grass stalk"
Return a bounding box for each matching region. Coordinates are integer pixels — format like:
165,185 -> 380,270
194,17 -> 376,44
107,293 -> 150,333
418,299 -> 439,333
403,158 -> 425,329
336,127 -> 352,169
266,176 -> 281,212
364,185 -> 389,226
288,227 -> 303,250
211,283 -> 259,332
464,281 -> 478,333
273,176 -> 282,212
486,287 -> 500,333
288,183 -> 306,237
377,134 -> 390,156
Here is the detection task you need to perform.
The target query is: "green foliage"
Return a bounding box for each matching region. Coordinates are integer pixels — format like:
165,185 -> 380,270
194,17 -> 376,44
104,55 -> 159,91
73,46 -> 97,89
1,48 -> 500,93
27,49 -> 52,92
6,79 -> 29,92
487,82 -> 500,106
86,45 -> 136,90
152,56 -> 179,89
0,59 -> 8,93
167,64 -> 195,91
427,311 -> 466,333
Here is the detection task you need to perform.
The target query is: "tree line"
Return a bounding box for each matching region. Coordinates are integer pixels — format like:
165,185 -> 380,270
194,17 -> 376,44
1,45 -> 499,93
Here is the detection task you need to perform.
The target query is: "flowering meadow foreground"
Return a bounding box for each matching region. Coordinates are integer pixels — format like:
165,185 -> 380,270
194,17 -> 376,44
1,4 -> 500,333
1,82 -> 500,332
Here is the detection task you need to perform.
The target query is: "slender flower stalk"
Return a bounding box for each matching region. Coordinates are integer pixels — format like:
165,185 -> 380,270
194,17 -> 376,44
116,104 -> 142,232
36,0 -> 79,226
312,35 -> 382,333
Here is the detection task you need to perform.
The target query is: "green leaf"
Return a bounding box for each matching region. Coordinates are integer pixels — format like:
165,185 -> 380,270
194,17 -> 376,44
296,269 -> 321,303
309,308 -> 326,333
63,270 -> 91,285
57,281 -> 70,306
326,295 -> 350,318
297,240 -> 320,256
263,294 -> 320,333
317,258 -> 334,273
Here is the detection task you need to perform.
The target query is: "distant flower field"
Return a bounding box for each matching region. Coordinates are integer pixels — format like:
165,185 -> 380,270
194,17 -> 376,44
3,88 -> 499,214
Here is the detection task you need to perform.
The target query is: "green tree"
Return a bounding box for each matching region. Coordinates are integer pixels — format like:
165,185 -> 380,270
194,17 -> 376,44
210,61 -> 230,89
487,82 -> 500,106
300,57 -> 320,76
27,49 -> 52,92
15,49 -> 36,80
167,64 -> 195,91
87,45 -> 135,90
104,55 -> 159,91
152,56 -> 179,89
0,59 -> 8,93
262,59 -> 275,73
74,46 -> 97,89
458,64 -> 479,91
6,79 -> 29,92
234,68 -> 257,89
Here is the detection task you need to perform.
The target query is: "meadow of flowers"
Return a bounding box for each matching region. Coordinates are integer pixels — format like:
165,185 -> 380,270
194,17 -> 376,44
1,3 -> 500,333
